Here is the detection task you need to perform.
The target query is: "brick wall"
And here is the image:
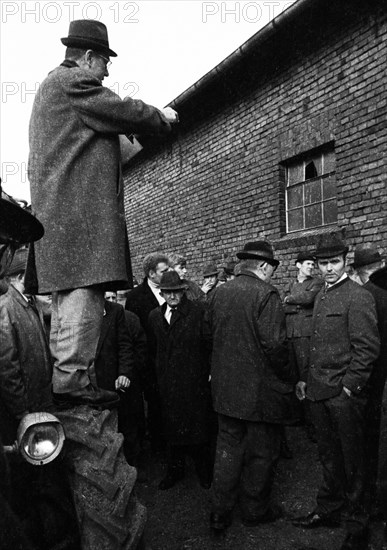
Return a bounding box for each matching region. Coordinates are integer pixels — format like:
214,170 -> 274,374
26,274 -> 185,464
123,1 -> 387,293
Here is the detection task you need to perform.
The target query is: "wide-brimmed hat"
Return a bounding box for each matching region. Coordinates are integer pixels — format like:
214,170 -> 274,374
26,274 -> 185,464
350,245 -> 383,269
295,251 -> 316,264
0,181 -> 44,244
314,234 -> 348,259
61,20 -> 117,57
203,263 -> 219,277
160,271 -> 188,291
6,248 -> 28,277
236,241 -> 279,267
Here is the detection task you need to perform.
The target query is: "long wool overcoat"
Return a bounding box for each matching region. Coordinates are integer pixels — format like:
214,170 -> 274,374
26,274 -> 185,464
209,270 -> 296,424
148,297 -> 212,446
28,62 -> 171,293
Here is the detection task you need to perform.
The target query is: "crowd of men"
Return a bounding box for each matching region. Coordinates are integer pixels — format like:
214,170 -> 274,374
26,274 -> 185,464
1,223 -> 387,550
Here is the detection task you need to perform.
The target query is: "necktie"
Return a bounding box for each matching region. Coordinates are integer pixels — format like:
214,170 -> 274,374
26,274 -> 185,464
170,307 -> 178,323
27,295 -> 39,317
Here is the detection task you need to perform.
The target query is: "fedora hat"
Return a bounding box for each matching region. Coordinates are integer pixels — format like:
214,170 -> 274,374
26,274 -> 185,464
314,233 -> 348,259
236,241 -> 279,267
295,251 -> 316,264
61,20 -> 117,57
0,180 -> 44,245
160,271 -> 188,291
203,263 -> 219,277
350,245 -> 383,269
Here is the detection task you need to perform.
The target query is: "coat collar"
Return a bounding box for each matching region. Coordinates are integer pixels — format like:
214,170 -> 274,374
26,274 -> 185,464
237,268 -> 262,282
8,283 -> 29,308
60,59 -> 79,69
160,294 -> 189,326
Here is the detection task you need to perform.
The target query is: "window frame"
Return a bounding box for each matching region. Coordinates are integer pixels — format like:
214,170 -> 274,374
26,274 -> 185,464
285,147 -> 337,234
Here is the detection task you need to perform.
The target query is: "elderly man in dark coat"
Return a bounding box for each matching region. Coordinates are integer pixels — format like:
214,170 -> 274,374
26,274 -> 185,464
148,271 -> 212,491
27,20 -> 178,407
293,235 -> 380,550
208,241 -> 295,532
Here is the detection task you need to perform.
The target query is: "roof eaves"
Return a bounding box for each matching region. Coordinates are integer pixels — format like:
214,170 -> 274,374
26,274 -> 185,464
167,0 -> 315,110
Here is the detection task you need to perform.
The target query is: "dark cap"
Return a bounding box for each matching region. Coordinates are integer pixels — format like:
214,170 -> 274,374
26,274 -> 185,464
236,241 -> 279,267
203,263 -> 219,277
296,251 -> 316,264
314,234 -> 348,259
350,245 -> 383,269
159,271 -> 188,291
61,20 -> 117,57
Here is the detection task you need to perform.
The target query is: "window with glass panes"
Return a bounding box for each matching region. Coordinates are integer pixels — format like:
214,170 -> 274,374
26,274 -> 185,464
286,148 -> 337,233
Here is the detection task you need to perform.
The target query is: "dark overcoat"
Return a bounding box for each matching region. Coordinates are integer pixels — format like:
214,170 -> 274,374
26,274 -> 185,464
0,284 -> 53,444
307,277 -> 380,400
95,301 -> 134,391
28,62 -> 171,293
148,297 -> 212,445
363,280 -> 387,390
209,270 -> 295,424
125,278 -> 160,395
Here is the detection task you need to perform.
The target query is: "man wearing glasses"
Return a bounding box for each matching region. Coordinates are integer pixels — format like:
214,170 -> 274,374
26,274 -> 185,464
27,20 -> 179,407
208,241 -> 295,532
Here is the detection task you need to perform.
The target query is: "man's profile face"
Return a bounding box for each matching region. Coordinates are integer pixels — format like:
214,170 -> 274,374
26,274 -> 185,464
149,262 -> 169,285
258,262 -> 275,283
317,255 -> 346,284
297,260 -> 315,278
174,263 -> 187,280
81,50 -> 110,82
161,289 -> 184,308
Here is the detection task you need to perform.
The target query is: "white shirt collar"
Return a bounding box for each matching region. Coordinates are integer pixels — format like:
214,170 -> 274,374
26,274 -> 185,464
326,272 -> 348,289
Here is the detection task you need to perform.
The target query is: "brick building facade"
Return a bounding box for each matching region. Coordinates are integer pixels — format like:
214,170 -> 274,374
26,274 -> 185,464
123,0 -> 387,291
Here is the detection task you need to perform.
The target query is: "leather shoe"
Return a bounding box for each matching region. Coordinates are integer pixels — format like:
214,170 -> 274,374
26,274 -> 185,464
340,530 -> 368,550
158,469 -> 184,490
53,384 -> 120,408
210,512 -> 232,532
242,505 -> 283,526
292,511 -> 341,528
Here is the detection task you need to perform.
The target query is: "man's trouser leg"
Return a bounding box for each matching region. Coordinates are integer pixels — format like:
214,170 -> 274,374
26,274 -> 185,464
311,392 -> 368,532
310,398 -> 346,517
239,422 -> 281,520
212,414 -> 280,518
51,288 -> 104,394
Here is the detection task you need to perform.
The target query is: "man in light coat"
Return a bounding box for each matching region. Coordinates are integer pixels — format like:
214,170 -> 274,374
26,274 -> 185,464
27,20 -> 178,407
